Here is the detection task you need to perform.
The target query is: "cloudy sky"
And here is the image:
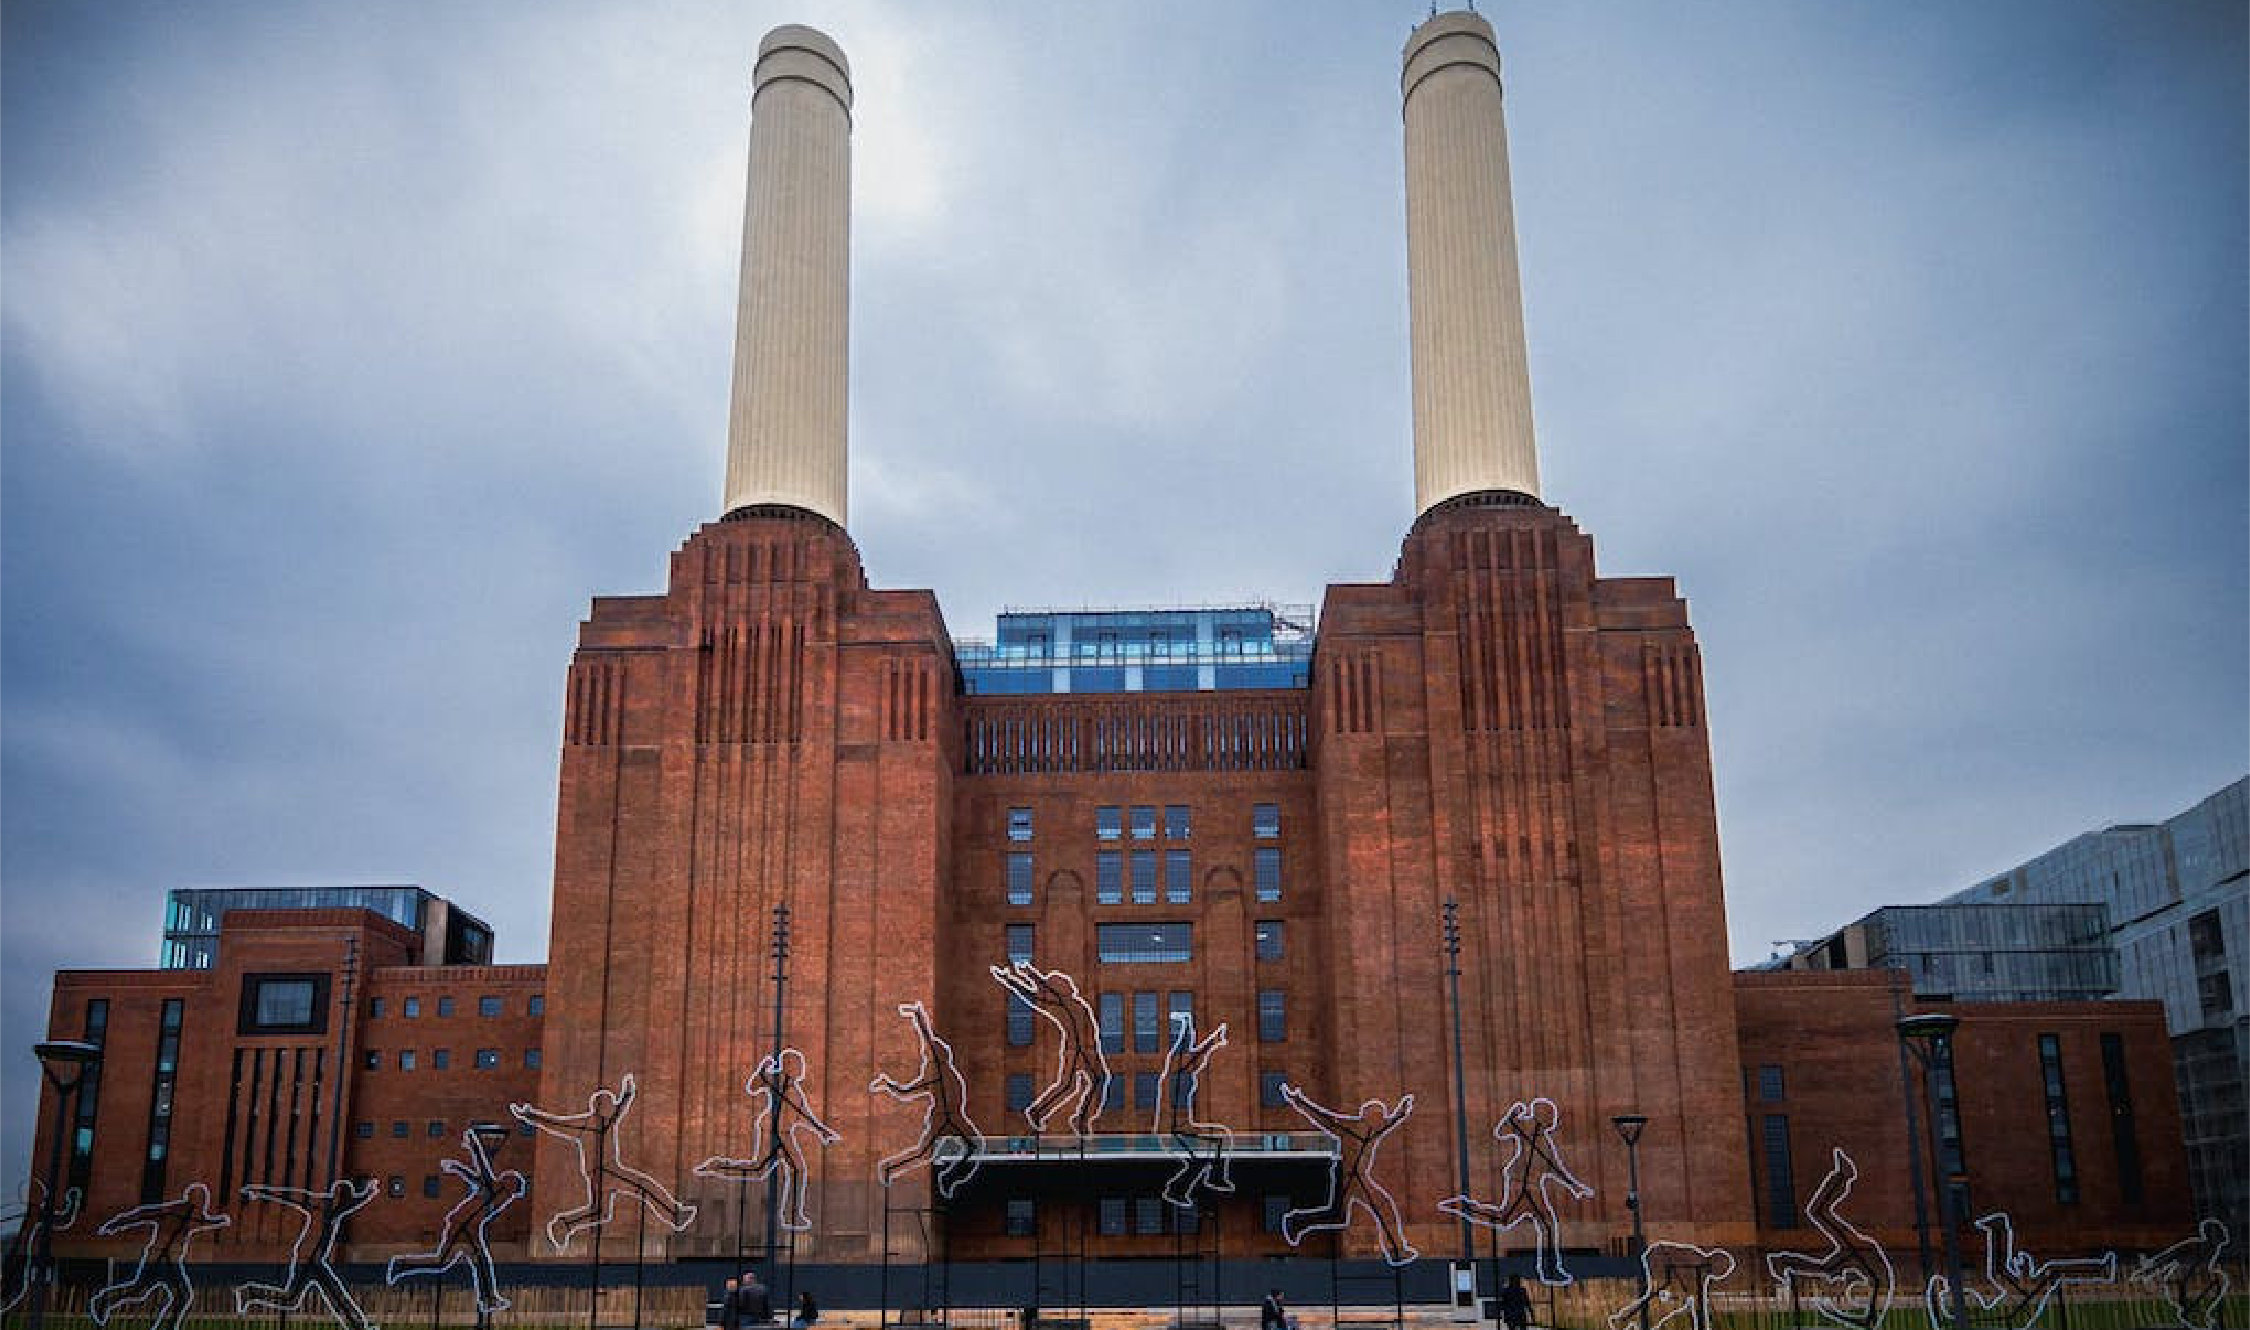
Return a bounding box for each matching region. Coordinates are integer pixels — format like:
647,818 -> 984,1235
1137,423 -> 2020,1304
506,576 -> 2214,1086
3,0 -> 2242,1184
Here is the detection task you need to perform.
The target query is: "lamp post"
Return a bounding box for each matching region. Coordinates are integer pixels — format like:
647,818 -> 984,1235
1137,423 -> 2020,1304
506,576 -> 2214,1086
1441,901 -> 1474,1264
1897,1014 -> 1968,1330
1610,1115 -> 1649,1330
28,1040 -> 103,1330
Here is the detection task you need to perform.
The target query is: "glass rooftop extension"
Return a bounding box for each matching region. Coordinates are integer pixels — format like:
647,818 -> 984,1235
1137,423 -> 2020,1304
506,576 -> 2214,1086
161,884 -> 494,970
958,604 -> 1314,695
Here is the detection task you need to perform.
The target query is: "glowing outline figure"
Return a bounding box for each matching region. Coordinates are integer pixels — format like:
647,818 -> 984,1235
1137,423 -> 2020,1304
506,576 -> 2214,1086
694,1048 -> 840,1231
233,1178 -> 379,1330
1607,1241 -> 1738,1330
869,1001 -> 986,1198
1,1177 -> 82,1315
989,962 -> 1111,1141
88,1182 -> 232,1330
1437,1097 -> 1593,1285
2132,1218 -> 2231,1330
1765,1148 -> 1895,1329
1923,1211 -> 2116,1330
385,1128 -> 528,1313
510,1072 -> 697,1254
1155,1013 -> 1234,1210
1275,1082 -> 1419,1266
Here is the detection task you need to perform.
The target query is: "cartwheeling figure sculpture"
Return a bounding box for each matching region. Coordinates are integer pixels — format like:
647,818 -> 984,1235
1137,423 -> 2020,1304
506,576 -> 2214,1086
1,1178 -> 81,1315
511,1073 -> 696,1253
1608,1242 -> 1737,1330
88,1183 -> 232,1330
1438,1097 -> 1592,1285
386,1128 -> 528,1313
1765,1149 -> 1894,1330
234,1178 -> 380,1330
1276,1082 -> 1419,1266
990,962 -> 1112,1141
1926,1212 -> 2115,1330
695,1048 -> 840,1231
870,1001 -> 986,1198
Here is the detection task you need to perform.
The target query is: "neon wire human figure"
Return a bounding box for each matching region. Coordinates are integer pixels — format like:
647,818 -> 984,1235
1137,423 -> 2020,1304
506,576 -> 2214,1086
1607,1241 -> 1737,1330
2132,1218 -> 2230,1330
88,1182 -> 232,1330
869,1001 -> 986,1198
1926,1211 -> 2115,1330
695,1048 -> 840,1230
1438,1096 -> 1592,1285
511,1072 -> 697,1253
1155,1013 -> 1233,1210
234,1177 -> 380,1330
1276,1082 -> 1419,1265
1765,1148 -> 1894,1330
386,1128 -> 528,1313
989,962 -> 1111,1141
0,1177 -> 81,1315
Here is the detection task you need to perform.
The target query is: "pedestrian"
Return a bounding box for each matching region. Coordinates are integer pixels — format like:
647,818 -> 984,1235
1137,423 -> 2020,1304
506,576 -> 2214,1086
796,1290 -> 819,1326
1261,1288 -> 1288,1330
736,1268 -> 775,1325
1499,1275 -> 1532,1330
719,1278 -> 740,1330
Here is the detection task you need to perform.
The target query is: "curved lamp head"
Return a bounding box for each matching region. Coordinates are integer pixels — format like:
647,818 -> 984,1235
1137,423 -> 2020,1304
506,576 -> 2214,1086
34,1040 -> 101,1093
1610,1113 -> 1649,1146
1895,1013 -> 1961,1045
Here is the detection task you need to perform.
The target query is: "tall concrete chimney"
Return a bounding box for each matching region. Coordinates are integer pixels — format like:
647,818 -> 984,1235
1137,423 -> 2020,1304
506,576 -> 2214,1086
1402,11 -> 1541,513
721,25 -> 852,525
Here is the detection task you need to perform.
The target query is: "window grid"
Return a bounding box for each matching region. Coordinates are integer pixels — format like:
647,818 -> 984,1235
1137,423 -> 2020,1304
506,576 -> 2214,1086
1165,850 -> 1193,904
1255,921 -> 1284,962
1007,852 -> 1035,907
1258,989 -> 1287,1043
1254,847 -> 1282,903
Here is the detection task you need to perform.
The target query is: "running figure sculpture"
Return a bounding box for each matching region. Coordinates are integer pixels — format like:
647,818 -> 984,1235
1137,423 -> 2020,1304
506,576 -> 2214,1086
1276,1082 -> 1419,1266
1607,1242 -> 1737,1330
511,1073 -> 697,1253
1438,1097 -> 1593,1285
88,1182 -> 232,1330
870,1002 -> 986,1198
2132,1219 -> 2231,1330
234,1178 -> 379,1330
386,1128 -> 528,1314
1156,1013 -> 1234,1210
989,962 -> 1111,1141
695,1048 -> 840,1231
1,1177 -> 81,1315
1925,1211 -> 2116,1330
1765,1149 -> 1894,1330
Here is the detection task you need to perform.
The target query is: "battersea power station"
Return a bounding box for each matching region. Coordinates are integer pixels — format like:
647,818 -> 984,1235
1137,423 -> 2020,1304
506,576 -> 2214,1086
29,11 -> 2199,1303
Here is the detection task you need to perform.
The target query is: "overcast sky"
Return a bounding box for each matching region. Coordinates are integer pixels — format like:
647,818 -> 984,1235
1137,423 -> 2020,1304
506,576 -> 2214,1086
3,0 -> 2242,1186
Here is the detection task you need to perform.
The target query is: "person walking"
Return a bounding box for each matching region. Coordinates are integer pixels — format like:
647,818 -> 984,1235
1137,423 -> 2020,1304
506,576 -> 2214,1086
1261,1288 -> 1289,1330
1498,1275 -> 1533,1330
795,1290 -> 819,1326
735,1269 -> 774,1325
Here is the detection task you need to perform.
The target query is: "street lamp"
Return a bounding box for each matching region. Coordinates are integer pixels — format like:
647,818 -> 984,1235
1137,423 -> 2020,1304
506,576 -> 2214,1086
1610,1115 -> 1650,1330
29,1040 -> 103,1330
1897,1014 -> 1969,1330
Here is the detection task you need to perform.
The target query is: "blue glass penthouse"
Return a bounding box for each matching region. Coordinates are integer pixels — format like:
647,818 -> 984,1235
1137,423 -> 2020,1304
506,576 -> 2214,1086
957,604 -> 1313,695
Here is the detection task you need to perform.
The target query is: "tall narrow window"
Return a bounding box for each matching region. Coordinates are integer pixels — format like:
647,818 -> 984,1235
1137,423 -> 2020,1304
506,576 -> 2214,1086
1098,993 -> 1125,1054
1007,852 -> 1035,906
1255,921 -> 1284,961
1006,923 -> 1035,963
1006,1074 -> 1034,1112
2100,1032 -> 2142,1204
1005,1199 -> 1037,1236
1165,805 -> 1191,840
1259,989 -> 1287,1043
1134,992 -> 1160,1053
1254,847 -> 1282,903
1007,993 -> 1035,1048
1168,991 -> 1194,1040
1762,1114 -> 1796,1228
1758,1065 -> 1786,1101
140,999 -> 185,1202
1131,851 -> 1158,905
1097,852 -> 1123,906
71,999 -> 108,1193
1165,850 -> 1193,904
1260,1071 -> 1288,1107
1130,806 -> 1158,840
1134,1072 -> 1159,1111
1096,806 -> 1122,841
2037,1033 -> 2078,1204
1931,1040 -> 1967,1178
1253,804 -> 1280,839
1008,807 -> 1035,842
